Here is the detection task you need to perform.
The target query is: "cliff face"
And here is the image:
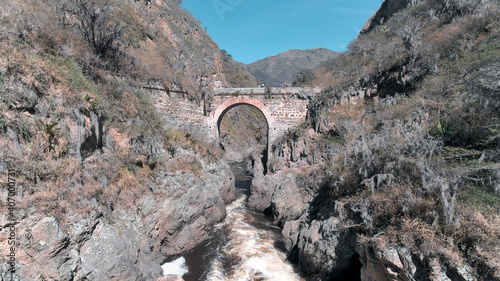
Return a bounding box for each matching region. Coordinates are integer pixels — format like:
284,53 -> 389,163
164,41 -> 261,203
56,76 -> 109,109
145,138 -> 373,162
249,0 -> 500,280
359,0 -> 416,35
0,154 -> 234,280
0,0 -> 245,280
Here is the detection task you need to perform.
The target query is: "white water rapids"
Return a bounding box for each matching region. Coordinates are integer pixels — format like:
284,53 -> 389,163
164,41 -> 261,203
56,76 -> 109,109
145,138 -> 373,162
162,163 -> 304,281
205,195 -> 304,281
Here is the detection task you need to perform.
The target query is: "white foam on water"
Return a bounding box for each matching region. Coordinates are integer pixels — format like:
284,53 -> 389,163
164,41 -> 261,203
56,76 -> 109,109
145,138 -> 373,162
231,255 -> 303,281
206,258 -> 226,281
205,194 -> 305,281
162,256 -> 189,277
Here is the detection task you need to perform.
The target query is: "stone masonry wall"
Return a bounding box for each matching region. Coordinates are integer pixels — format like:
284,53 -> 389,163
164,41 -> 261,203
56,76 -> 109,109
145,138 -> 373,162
150,87 -> 321,161
151,90 -> 215,143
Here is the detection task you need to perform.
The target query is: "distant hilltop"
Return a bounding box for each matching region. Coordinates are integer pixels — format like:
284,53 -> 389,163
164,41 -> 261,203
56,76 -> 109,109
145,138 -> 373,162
246,48 -> 340,87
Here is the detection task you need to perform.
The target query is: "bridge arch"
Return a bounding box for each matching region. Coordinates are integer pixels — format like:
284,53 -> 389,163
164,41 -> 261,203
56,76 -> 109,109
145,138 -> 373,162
214,96 -> 273,130
212,97 -> 275,171
212,96 -> 275,140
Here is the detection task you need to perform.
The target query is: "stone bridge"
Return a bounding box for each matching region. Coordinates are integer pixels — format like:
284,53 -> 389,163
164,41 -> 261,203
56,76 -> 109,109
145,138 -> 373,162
151,87 -> 321,161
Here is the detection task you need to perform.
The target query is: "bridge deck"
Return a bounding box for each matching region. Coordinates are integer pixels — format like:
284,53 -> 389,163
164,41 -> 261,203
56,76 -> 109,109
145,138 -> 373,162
214,87 -> 322,96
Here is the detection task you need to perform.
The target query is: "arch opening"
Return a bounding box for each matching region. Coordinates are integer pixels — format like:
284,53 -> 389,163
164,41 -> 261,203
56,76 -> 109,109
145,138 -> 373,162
217,103 -> 269,174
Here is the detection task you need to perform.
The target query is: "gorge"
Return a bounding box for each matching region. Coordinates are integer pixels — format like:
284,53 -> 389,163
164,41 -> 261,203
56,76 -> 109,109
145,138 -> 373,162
162,162 -> 304,281
0,0 -> 499,280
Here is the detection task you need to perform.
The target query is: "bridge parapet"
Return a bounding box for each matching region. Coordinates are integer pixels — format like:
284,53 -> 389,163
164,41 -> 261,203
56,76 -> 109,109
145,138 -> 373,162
214,87 -> 322,96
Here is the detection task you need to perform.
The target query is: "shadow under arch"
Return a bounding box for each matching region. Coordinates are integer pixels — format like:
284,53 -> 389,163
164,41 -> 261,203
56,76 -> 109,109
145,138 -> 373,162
215,100 -> 271,174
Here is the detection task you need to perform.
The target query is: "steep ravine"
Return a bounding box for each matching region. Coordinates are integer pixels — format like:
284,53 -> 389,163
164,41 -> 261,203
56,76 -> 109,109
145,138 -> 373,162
1,0 -> 499,280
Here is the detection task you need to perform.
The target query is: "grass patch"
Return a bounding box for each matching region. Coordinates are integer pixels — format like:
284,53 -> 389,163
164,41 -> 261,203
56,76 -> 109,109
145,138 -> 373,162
460,184 -> 500,213
49,56 -> 97,94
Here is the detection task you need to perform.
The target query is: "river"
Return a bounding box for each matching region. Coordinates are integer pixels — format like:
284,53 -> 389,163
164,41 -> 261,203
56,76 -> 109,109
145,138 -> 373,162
162,162 -> 305,281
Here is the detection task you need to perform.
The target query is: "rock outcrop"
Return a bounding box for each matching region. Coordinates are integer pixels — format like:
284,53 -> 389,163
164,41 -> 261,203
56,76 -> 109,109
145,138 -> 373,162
0,153 -> 234,280
0,0 -> 245,280
360,0 -> 418,34
246,1 -> 500,280
358,241 -> 478,281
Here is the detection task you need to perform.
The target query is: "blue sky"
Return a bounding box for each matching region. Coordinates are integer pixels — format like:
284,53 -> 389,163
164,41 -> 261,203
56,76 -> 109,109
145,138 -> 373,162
181,0 -> 382,64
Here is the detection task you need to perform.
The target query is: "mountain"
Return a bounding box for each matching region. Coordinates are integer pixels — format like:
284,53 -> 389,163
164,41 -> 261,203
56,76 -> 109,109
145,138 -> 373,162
246,48 -> 339,86
220,51 -> 259,87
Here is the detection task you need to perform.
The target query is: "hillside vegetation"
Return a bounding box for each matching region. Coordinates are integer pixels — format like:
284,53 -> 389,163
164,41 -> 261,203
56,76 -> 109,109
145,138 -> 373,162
0,0 -> 234,204
259,0 -> 500,279
0,0 -> 246,279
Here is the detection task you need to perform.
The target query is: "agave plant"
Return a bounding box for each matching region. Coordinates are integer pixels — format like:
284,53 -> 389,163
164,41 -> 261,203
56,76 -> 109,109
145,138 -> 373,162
38,119 -> 59,153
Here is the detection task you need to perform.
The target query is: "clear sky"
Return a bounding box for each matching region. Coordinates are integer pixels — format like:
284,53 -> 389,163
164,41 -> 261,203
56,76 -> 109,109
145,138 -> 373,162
181,0 -> 382,64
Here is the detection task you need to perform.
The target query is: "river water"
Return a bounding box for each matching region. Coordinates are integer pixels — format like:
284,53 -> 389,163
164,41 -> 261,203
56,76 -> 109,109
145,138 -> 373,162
162,163 -> 305,281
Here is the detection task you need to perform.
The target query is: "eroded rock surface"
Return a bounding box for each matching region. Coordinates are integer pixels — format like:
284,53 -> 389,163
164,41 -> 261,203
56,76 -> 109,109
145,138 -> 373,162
0,157 -> 235,281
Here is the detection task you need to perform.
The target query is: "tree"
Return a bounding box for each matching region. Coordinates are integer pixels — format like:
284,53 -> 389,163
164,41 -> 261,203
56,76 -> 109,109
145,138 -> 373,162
62,0 -> 124,59
292,69 -> 315,87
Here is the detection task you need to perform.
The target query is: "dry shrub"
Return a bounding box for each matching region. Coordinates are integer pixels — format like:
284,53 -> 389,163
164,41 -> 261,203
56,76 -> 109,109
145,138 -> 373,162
192,141 -> 221,163
22,191 -> 59,214
137,165 -> 153,179
78,179 -> 105,202
2,49 -> 51,89
165,130 -> 195,150
18,157 -> 80,215
374,36 -> 409,72
1,47 -> 97,109
369,188 -> 403,228
405,195 -> 440,224
121,90 -> 139,117
125,39 -> 176,81
444,207 -> 500,278
164,156 -> 204,177
372,234 -> 390,251
164,129 -> 221,163
116,167 -> 139,190
452,207 -> 500,254
418,19 -> 465,59
106,166 -> 152,207
398,217 -> 441,255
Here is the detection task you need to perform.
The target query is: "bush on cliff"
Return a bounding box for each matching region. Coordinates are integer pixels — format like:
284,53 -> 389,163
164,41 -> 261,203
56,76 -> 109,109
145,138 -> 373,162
268,0 -> 499,279
0,1 -> 236,279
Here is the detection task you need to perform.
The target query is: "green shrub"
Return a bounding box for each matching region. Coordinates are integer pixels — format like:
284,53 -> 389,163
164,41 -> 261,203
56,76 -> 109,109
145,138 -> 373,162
38,119 -> 59,153
432,118 -> 458,145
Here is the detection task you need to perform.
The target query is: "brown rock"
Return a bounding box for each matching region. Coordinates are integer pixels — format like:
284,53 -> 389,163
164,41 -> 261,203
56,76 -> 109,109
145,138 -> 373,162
157,274 -> 185,281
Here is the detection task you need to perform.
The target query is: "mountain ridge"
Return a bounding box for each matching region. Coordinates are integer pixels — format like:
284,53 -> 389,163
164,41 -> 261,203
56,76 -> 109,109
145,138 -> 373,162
246,47 -> 340,86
